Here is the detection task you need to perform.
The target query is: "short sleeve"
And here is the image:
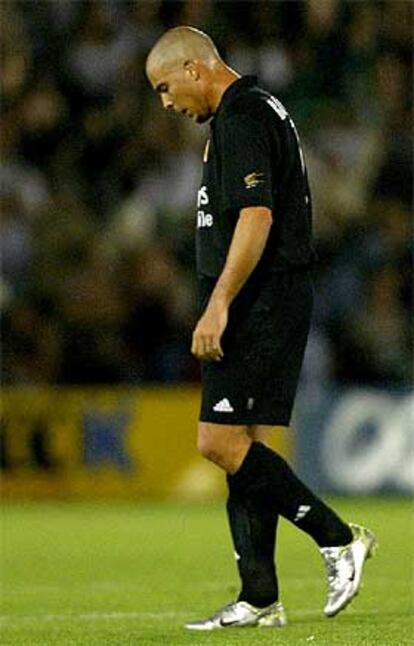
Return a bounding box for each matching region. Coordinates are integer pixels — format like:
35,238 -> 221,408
219,115 -> 275,213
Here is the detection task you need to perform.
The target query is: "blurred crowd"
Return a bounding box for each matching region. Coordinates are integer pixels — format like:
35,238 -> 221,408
1,0 -> 412,388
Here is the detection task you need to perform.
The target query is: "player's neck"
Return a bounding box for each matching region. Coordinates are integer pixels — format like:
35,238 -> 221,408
209,65 -> 240,115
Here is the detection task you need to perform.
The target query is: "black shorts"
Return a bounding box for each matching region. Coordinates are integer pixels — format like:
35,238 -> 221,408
199,270 -> 313,426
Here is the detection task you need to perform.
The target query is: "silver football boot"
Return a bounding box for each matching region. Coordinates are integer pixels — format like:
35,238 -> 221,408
321,523 -> 378,617
185,600 -> 287,630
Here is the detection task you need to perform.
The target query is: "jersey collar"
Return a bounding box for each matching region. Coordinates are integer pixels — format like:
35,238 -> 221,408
214,75 -> 258,119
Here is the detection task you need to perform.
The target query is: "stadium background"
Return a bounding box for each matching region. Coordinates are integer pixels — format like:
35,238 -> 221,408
1,0 -> 412,497
1,2 -> 413,644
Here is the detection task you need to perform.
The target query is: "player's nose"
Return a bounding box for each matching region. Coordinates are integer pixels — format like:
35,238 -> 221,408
161,94 -> 174,111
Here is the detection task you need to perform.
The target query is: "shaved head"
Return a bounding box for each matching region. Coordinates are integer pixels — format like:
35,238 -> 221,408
145,26 -> 238,124
146,26 -> 222,78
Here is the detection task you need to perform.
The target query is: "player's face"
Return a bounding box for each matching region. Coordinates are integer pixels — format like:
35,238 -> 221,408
149,64 -> 212,124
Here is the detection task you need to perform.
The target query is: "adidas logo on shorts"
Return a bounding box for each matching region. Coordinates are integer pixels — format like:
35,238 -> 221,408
213,398 -> 234,413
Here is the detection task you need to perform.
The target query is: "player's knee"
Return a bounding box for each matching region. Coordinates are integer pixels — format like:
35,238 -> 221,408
197,428 -> 225,465
197,433 -> 220,463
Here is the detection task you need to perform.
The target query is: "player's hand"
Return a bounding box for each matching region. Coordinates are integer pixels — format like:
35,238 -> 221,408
191,300 -> 227,361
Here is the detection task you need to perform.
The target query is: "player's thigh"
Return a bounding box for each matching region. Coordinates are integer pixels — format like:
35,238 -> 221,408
200,272 -> 313,428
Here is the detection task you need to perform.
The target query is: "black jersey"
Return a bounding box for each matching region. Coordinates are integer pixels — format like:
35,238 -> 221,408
195,76 -> 317,280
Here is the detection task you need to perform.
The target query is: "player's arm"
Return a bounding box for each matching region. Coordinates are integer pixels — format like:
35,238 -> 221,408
191,206 -> 272,361
211,206 -> 272,305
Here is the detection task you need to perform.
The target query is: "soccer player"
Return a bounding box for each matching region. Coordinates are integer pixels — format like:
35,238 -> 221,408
146,26 -> 377,630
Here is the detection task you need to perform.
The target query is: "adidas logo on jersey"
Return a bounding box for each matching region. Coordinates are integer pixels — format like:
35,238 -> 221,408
213,398 -> 234,413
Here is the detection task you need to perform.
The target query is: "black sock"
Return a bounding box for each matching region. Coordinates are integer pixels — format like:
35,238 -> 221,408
226,474 -> 279,607
229,442 -> 352,548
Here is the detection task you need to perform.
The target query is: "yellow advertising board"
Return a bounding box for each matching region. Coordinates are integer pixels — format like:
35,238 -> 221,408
1,387 -> 294,500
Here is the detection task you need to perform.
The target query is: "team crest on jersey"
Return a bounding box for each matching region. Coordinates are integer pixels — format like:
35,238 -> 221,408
203,139 -> 210,163
244,172 -> 265,189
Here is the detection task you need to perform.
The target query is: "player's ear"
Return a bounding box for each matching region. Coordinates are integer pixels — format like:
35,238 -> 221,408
184,60 -> 200,81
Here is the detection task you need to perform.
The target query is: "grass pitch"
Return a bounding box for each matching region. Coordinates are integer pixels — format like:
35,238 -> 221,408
1,497 -> 413,645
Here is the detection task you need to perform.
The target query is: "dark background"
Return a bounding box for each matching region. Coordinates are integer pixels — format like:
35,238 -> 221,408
1,0 -> 412,388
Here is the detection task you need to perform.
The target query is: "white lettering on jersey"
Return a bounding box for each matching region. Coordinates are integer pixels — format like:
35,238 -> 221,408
196,185 -> 213,228
266,96 -> 288,120
197,185 -> 209,207
197,211 -> 213,228
266,95 -> 307,180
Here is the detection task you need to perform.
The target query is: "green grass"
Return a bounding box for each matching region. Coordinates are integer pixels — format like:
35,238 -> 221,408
1,498 -> 413,645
